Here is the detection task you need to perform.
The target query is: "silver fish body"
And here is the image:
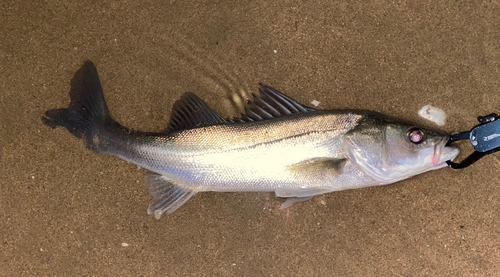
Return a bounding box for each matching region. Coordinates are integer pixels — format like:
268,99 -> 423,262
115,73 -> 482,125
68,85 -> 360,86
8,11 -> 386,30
43,61 -> 460,218
96,111 -> 365,191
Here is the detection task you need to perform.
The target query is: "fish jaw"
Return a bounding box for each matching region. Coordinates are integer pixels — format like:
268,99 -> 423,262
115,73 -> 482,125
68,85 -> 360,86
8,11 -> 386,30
431,137 -> 460,168
394,138 -> 460,177
415,136 -> 460,169
429,146 -> 460,169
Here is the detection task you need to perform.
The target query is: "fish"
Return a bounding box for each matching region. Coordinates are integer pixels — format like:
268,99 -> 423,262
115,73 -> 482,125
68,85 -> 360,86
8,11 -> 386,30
42,60 -> 460,219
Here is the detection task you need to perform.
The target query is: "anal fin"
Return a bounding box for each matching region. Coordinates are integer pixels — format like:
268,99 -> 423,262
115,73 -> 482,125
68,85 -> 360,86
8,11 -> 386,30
145,174 -> 197,219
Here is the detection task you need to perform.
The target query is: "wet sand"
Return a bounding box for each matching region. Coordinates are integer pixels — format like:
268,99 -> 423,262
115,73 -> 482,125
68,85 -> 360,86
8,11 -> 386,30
2,1 -> 500,276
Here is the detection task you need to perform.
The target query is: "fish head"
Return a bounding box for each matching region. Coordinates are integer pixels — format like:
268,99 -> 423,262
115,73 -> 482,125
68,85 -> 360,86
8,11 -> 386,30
344,115 -> 460,184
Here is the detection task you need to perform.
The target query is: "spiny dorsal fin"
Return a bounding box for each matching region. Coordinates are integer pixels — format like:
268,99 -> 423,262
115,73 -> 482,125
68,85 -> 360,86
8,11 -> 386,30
166,92 -> 226,133
229,84 -> 316,123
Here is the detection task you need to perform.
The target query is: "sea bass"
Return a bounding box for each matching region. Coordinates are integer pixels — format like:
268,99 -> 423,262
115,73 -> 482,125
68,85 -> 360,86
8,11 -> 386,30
43,61 -> 460,219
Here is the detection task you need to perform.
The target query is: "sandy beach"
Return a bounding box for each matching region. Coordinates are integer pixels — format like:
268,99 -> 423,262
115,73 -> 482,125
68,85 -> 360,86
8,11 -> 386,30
2,1 -> 500,276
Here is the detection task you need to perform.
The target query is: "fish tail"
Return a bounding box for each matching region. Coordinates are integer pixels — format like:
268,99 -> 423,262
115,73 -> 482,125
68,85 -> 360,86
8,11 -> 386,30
42,60 -> 117,152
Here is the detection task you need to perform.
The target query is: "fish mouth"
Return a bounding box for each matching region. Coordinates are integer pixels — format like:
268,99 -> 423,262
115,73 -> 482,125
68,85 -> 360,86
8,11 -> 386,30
431,136 -> 460,167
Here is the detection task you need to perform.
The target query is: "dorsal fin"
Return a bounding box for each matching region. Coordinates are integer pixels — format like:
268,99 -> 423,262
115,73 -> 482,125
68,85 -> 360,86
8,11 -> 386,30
229,84 -> 316,123
165,92 -> 226,133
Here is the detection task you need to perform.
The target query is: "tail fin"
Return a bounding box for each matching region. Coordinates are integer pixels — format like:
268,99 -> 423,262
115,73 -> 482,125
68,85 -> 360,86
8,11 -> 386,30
42,60 -> 114,143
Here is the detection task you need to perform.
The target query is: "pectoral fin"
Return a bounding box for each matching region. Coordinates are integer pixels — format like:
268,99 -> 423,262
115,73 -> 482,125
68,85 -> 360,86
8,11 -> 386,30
145,174 -> 197,219
277,158 -> 345,209
287,157 -> 347,180
275,188 -> 332,209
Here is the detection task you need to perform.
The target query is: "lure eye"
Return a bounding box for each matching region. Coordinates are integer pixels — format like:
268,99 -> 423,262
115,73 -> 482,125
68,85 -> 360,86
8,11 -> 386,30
407,128 -> 425,144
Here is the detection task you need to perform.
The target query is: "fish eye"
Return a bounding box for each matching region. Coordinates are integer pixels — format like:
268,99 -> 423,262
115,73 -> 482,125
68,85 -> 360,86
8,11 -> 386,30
407,127 -> 425,144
